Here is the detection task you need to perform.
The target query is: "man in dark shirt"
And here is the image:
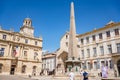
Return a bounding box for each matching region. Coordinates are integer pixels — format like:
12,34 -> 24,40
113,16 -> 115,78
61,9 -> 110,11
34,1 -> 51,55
83,71 -> 88,80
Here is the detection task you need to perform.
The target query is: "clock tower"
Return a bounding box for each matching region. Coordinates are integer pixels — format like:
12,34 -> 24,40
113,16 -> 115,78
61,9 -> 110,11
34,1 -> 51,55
20,18 -> 34,36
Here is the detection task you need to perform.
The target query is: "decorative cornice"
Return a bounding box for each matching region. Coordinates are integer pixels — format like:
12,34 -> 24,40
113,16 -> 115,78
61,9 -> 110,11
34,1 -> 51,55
0,29 -> 42,41
20,25 -> 34,30
0,57 -> 42,63
0,39 -> 42,49
77,22 -> 120,37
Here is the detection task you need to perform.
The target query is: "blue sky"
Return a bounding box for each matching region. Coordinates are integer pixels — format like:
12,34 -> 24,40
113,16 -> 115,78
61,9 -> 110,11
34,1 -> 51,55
0,0 -> 120,52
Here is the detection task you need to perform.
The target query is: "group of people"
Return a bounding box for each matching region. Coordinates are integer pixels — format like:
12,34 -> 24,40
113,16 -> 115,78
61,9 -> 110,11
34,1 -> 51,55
69,65 -> 109,80
69,70 -> 88,80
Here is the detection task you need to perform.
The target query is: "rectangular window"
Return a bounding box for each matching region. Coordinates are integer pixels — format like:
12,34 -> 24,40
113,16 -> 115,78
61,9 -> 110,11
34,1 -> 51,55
94,62 -> 97,70
87,49 -> 90,58
86,37 -> 89,43
35,41 -> 37,45
25,39 -> 28,43
83,61 -> 87,69
106,31 -> 110,38
92,35 -> 96,41
82,63 -> 85,69
0,48 -> 5,57
2,35 -> 6,40
97,59 -> 100,69
109,60 -> 113,69
108,45 -> 112,54
88,63 -> 91,70
101,61 -> 105,67
114,28 -> 119,36
24,51 -> 27,59
24,51 -> 27,56
34,52 -> 38,60
100,46 -> 104,55
99,33 -> 103,40
117,43 -> 120,53
82,50 -> 84,59
93,48 -> 97,57
66,42 -> 68,47
66,35 -> 68,39
81,39 -> 84,44
106,61 -> 108,67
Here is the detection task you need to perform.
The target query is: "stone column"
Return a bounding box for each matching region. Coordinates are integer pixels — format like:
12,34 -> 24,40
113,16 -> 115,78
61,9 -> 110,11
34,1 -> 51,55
19,45 -> 23,58
114,63 -> 119,77
6,43 -> 10,57
15,61 -> 22,75
9,44 -> 13,57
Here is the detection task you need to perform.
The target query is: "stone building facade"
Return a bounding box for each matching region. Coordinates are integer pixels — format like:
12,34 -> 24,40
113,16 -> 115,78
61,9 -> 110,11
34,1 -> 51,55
42,53 -> 56,75
56,2 -> 120,77
77,21 -> 120,77
0,18 -> 43,76
56,21 -> 120,77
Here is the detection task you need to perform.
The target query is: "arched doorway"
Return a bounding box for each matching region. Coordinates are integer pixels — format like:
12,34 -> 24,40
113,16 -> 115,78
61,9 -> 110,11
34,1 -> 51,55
32,66 -> 37,76
10,65 -> 16,75
117,60 -> 120,76
21,65 -> 26,73
0,64 -> 3,73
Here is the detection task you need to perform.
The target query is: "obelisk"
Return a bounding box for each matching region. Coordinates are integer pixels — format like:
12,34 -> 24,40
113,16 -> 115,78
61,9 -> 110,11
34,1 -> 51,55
68,2 -> 78,60
66,2 -> 80,72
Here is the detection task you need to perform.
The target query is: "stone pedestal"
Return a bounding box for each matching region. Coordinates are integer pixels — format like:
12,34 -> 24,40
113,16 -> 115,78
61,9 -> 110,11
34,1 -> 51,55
66,58 -> 80,75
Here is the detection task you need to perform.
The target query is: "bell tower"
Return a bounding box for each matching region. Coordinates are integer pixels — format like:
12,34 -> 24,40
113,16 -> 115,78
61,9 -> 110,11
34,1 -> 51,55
23,18 -> 32,27
20,18 -> 34,36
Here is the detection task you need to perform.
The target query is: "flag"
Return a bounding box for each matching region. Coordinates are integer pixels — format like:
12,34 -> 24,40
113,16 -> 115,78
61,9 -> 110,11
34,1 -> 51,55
13,50 -> 17,56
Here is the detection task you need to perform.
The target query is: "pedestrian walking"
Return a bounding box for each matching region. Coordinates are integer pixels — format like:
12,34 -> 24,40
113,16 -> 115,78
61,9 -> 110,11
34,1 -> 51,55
114,70 -> 117,77
101,65 -> 108,78
83,70 -> 89,80
69,70 -> 75,80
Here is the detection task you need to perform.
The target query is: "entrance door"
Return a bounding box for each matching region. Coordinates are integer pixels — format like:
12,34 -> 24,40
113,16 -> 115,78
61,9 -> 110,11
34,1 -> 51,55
117,60 -> 120,76
32,66 -> 36,76
10,65 -> 16,75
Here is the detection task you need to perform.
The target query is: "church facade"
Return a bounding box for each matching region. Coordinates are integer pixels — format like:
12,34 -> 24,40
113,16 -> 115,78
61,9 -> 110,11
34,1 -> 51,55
56,2 -> 120,77
0,18 -> 42,76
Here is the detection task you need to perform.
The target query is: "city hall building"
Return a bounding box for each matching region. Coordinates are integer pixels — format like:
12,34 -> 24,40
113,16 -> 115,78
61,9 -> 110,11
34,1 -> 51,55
0,18 -> 43,75
56,2 -> 120,77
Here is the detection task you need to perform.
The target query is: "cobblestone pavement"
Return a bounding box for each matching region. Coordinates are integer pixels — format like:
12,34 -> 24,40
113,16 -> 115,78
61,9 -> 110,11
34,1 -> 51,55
31,76 -> 101,80
0,75 -> 100,80
0,75 -> 102,80
0,75 -> 120,80
0,75 -> 36,80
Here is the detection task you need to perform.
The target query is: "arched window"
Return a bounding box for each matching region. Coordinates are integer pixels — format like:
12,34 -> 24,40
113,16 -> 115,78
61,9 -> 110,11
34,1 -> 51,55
32,66 -> 37,76
21,65 -> 26,73
34,52 -> 38,60
117,60 -> 120,76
